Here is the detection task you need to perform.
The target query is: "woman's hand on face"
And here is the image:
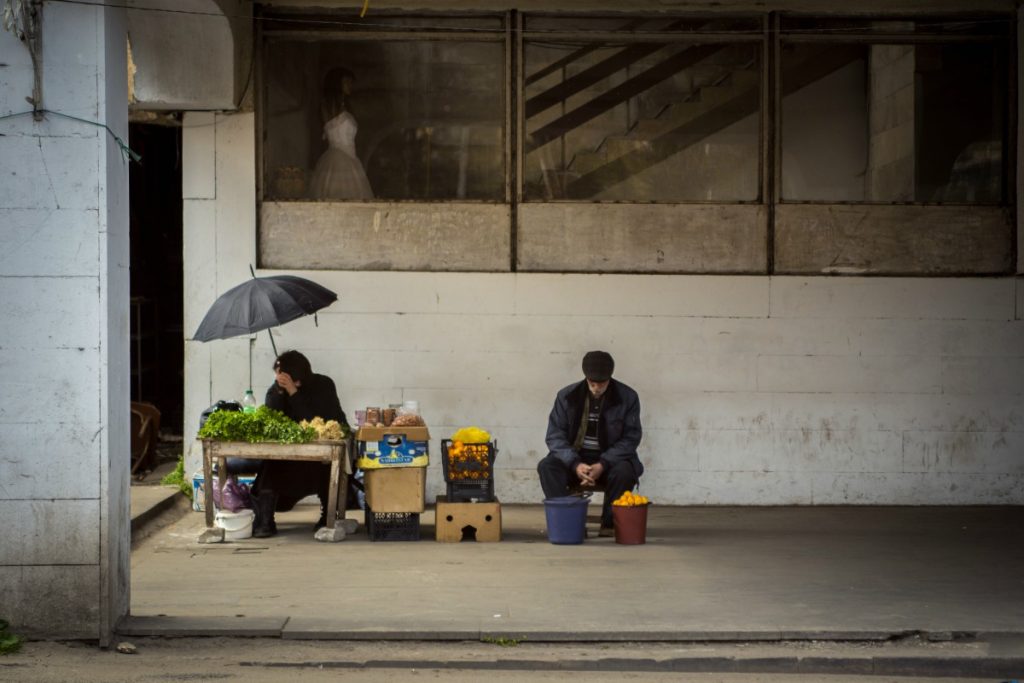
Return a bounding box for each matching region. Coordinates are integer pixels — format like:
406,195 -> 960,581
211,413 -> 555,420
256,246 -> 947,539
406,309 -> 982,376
276,371 -> 299,396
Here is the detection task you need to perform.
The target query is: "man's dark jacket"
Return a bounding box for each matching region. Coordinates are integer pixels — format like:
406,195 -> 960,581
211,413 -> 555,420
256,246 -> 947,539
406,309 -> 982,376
545,378 -> 643,477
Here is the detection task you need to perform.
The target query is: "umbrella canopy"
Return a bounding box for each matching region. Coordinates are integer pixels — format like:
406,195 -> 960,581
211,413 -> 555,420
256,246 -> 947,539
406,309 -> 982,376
193,275 -> 337,343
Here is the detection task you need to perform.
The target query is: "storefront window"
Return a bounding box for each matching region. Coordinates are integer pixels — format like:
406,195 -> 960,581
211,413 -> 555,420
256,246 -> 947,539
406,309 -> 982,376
256,12 -> 1012,276
781,22 -> 1008,203
522,17 -> 761,201
262,32 -> 505,201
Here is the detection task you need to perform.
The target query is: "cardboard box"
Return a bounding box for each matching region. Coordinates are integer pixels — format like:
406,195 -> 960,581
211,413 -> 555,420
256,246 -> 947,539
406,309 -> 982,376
364,466 -> 426,513
357,426 -> 430,442
435,495 -> 502,542
357,429 -> 430,469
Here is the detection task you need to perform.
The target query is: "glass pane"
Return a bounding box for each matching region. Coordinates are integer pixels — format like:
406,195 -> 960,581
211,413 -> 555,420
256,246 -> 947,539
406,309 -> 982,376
263,39 -> 505,201
781,42 -> 1006,203
522,41 -> 760,201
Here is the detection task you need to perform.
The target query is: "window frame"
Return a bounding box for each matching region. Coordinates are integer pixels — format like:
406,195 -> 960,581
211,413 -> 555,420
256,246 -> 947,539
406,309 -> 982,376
252,9 -> 1016,276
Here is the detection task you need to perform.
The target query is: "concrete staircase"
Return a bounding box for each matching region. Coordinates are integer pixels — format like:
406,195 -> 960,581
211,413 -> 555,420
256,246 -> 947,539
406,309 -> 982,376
570,67 -> 760,177
526,39 -> 861,199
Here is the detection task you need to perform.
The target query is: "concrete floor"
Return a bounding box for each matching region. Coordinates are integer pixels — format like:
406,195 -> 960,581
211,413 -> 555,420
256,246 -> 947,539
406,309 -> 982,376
125,499 -> 1024,642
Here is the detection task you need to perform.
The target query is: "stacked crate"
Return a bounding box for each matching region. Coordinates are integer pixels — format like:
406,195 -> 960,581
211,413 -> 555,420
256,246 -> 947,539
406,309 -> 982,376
437,439 -> 501,542
441,439 -> 497,502
357,426 -> 430,541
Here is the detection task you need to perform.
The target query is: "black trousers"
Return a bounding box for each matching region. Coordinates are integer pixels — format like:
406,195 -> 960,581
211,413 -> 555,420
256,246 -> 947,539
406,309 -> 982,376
537,453 -> 639,528
252,461 -> 330,512
253,461 -> 362,513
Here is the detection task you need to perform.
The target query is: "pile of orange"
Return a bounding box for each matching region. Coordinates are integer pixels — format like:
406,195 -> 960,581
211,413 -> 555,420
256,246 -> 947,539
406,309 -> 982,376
446,441 -> 492,480
612,490 -> 650,507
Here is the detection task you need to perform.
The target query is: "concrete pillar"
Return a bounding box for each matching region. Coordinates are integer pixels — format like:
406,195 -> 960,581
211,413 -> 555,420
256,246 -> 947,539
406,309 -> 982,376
867,44 -> 915,201
1018,7 -> 1024,276
0,4 -> 129,643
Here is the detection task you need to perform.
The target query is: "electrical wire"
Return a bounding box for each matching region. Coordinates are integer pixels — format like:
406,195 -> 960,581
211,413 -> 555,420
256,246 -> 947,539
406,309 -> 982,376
0,108 -> 140,162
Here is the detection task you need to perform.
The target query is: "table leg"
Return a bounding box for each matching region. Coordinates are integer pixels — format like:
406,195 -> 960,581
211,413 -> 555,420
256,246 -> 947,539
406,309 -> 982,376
339,439 -> 357,534
314,447 -> 349,542
337,470 -> 349,520
203,446 -> 214,529
326,456 -> 340,530
197,443 -> 224,543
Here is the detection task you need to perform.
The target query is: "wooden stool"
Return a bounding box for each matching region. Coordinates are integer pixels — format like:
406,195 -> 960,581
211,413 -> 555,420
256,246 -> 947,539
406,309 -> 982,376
568,484 -> 606,524
434,495 -> 501,542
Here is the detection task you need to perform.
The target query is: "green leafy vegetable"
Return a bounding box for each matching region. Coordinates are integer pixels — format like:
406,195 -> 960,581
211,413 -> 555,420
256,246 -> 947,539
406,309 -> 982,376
198,406 -> 316,444
160,456 -> 192,499
0,619 -> 23,655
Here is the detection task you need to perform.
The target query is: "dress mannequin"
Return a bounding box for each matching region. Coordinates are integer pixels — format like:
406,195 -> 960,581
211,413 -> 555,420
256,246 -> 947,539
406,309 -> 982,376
310,68 -> 374,200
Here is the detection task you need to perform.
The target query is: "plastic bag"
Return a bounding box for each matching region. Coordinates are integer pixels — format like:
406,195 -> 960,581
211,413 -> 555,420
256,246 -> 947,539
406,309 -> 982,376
212,477 -> 252,512
451,426 -> 490,443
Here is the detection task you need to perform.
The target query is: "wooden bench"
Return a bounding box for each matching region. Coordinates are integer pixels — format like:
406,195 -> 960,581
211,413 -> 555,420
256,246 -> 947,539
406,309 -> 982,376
198,437 -> 355,543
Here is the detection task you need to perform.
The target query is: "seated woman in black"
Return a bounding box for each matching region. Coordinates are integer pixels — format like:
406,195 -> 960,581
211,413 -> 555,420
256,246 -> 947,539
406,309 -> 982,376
251,350 -> 348,537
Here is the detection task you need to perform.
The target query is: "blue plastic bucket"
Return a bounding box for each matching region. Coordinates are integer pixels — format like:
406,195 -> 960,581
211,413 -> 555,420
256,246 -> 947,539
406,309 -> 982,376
544,495 -> 590,544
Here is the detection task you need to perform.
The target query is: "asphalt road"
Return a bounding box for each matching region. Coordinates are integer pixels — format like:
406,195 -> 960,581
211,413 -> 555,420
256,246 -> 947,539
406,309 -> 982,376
1,638 -> 1017,683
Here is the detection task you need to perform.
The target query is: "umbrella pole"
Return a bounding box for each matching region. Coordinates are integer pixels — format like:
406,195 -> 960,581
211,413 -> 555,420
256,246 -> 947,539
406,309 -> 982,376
248,336 -> 254,391
268,328 -> 278,357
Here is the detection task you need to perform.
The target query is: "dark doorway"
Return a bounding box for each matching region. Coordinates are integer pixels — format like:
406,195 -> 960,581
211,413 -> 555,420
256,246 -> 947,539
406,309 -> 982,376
129,121 -> 184,436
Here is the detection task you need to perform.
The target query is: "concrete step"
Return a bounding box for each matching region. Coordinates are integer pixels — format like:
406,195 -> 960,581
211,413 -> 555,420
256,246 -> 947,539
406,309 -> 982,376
131,485 -> 190,545
631,69 -> 760,139
570,150 -> 606,174
603,136 -> 653,158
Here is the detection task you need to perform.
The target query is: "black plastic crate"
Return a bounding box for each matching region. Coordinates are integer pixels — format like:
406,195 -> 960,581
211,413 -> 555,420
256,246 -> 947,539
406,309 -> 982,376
446,478 -> 496,503
441,439 -> 498,482
365,506 -> 420,542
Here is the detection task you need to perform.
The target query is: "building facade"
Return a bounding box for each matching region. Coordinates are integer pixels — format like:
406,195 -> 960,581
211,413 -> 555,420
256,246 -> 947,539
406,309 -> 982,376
0,0 -> 1021,642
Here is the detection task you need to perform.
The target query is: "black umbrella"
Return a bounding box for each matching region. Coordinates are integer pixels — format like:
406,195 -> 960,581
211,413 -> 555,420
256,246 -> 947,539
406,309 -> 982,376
193,272 -> 337,372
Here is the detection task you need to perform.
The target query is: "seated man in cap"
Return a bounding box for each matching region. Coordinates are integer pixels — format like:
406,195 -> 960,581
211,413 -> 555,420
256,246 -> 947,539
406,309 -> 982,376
537,351 -> 643,536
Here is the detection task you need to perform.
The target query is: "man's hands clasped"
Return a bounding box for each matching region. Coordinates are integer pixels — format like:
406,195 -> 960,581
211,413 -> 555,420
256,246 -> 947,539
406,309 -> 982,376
575,461 -> 605,487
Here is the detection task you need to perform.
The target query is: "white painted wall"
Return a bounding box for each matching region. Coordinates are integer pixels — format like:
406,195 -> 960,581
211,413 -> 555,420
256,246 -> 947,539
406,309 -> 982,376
183,112 -> 1024,506
0,5 -> 130,641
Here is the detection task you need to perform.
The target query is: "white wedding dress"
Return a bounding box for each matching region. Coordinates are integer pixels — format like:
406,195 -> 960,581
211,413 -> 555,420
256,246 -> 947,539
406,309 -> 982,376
310,111 -> 374,200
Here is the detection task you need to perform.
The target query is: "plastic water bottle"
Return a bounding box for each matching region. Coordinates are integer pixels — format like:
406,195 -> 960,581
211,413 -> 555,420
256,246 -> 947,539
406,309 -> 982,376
241,389 -> 257,413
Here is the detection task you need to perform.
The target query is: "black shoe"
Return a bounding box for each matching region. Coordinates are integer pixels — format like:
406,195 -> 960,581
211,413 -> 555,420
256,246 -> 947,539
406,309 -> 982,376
252,524 -> 276,539
251,490 -> 278,538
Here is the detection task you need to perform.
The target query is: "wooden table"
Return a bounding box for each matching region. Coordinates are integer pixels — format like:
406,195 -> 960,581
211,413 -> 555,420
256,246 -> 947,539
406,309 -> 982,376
199,438 -> 354,542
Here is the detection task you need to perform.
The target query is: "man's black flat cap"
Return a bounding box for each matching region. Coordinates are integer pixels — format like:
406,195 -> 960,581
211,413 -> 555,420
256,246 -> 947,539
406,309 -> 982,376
582,351 -> 614,382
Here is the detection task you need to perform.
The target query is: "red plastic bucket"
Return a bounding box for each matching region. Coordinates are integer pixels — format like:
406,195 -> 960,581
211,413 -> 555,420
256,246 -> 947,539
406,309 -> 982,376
611,504 -> 648,545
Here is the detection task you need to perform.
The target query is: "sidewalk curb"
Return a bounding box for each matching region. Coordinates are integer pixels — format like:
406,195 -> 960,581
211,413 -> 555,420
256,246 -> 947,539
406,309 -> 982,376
235,655 -> 1024,677
130,488 -> 190,544
118,616 -> 1024,644
116,617 -> 1024,676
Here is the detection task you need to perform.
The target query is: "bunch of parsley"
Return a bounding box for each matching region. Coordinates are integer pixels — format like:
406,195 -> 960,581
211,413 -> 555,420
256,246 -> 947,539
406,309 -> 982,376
0,619 -> 22,655
160,456 -> 193,499
198,406 -> 316,444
